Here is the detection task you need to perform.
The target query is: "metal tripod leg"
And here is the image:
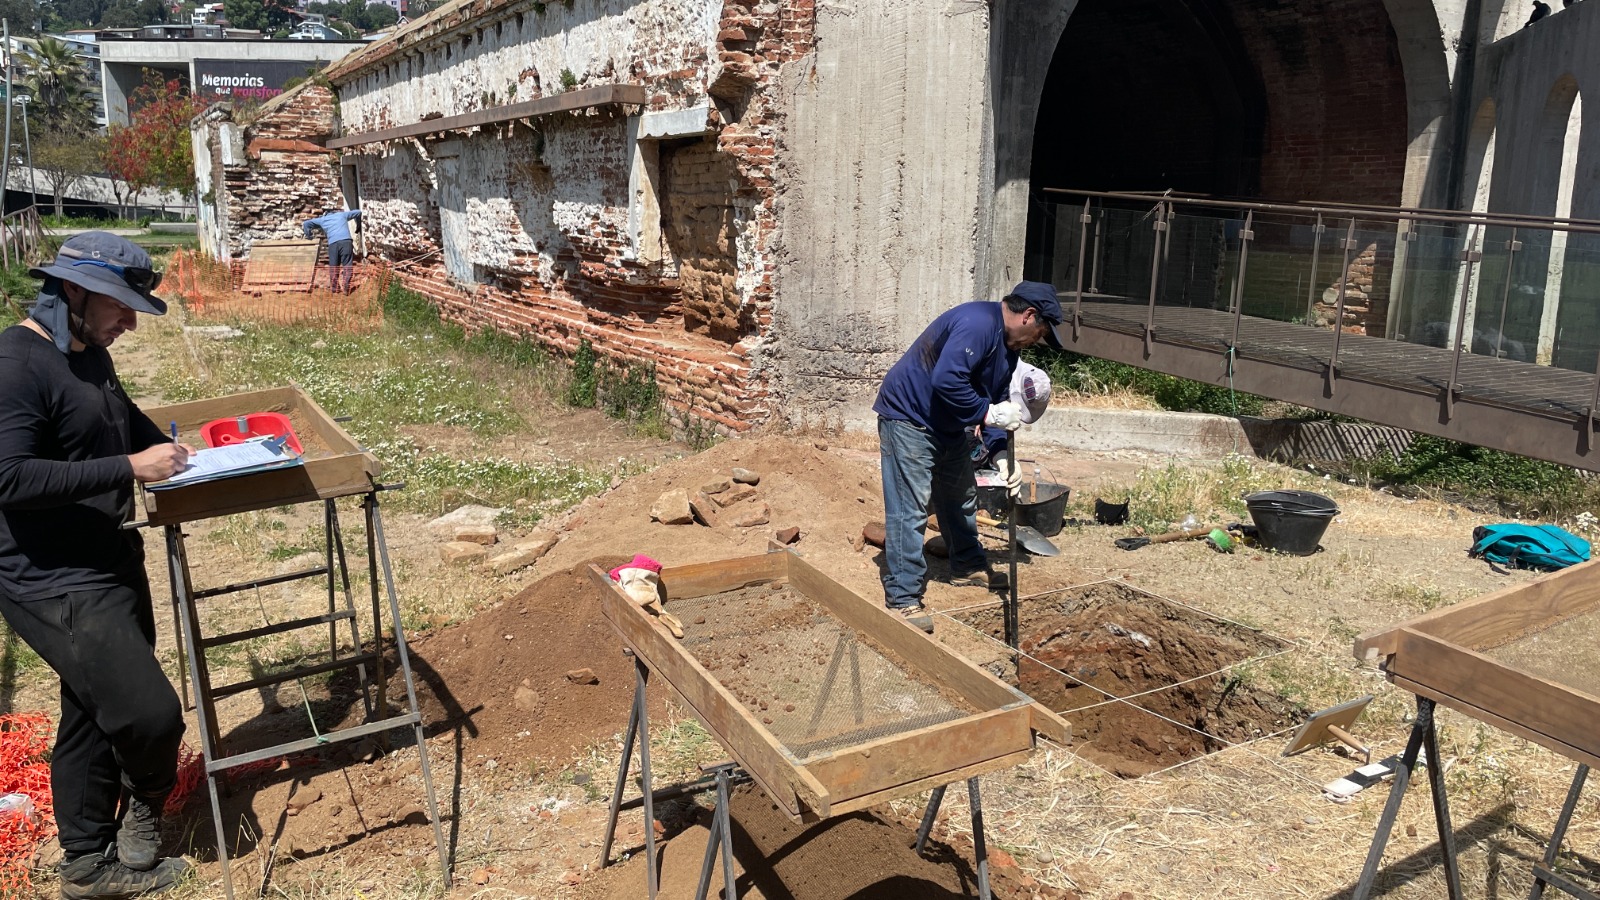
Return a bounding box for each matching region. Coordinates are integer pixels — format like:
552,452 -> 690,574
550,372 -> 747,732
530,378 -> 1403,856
367,495 -> 452,888
167,524 -> 235,900
1352,696 -> 1462,900
912,779 -> 992,900
694,763 -> 740,900
600,657 -> 658,900
1530,764 -> 1593,900
325,500 -> 374,720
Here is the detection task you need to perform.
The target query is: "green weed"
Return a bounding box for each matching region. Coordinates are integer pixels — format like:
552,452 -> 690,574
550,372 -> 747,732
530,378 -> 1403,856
1026,348 -> 1266,416
567,337 -> 598,408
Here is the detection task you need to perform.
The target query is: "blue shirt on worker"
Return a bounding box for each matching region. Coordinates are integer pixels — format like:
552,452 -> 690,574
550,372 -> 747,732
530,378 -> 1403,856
873,301 -> 1017,440
302,210 -> 362,244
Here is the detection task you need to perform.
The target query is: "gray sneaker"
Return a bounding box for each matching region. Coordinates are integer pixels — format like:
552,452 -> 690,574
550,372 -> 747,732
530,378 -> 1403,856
894,604 -> 935,634
59,847 -> 190,899
116,796 -> 164,871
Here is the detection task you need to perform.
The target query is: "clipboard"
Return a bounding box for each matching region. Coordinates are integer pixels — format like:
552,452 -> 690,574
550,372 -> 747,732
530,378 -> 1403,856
146,435 -> 304,490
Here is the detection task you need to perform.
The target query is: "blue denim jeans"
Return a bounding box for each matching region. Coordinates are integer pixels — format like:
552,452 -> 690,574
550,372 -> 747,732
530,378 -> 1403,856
878,416 -> 987,609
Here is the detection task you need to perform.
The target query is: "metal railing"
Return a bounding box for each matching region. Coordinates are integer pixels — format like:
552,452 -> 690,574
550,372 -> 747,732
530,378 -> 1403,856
1037,188 -> 1600,379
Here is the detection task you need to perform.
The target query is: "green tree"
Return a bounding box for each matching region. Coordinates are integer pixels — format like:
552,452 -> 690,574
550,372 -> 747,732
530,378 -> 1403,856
363,2 -> 397,28
0,0 -> 40,34
46,0 -> 104,29
33,130 -> 105,216
223,0 -> 295,32
22,36 -> 94,136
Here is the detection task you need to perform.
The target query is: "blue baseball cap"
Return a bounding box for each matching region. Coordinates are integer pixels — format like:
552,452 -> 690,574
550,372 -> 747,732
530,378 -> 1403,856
1007,281 -> 1063,349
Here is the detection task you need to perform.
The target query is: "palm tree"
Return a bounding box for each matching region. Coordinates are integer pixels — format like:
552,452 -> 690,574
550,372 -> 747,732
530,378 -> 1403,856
23,37 -> 94,136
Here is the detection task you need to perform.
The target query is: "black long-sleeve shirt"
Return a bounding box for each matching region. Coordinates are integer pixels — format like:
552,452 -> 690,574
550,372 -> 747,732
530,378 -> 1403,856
0,325 -> 167,599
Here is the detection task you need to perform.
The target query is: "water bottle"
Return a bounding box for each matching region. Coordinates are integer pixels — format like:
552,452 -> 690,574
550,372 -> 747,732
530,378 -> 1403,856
0,792 -> 39,827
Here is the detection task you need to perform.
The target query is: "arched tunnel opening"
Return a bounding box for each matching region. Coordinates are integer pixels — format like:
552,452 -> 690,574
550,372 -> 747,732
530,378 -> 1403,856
1023,0 -> 1412,323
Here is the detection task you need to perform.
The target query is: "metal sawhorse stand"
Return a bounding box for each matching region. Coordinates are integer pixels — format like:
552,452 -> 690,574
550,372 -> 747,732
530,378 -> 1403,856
159,486 -> 449,899
1530,764 -> 1594,900
1354,696 -> 1597,900
598,657 -> 994,900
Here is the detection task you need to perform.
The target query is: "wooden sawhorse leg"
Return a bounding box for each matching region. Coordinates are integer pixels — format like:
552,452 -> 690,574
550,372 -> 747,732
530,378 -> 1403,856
1530,764 -> 1595,900
913,777 -> 994,900
1352,695 -> 1463,900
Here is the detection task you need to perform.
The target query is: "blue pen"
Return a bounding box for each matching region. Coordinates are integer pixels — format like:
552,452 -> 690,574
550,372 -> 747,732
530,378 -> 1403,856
170,421 -> 178,442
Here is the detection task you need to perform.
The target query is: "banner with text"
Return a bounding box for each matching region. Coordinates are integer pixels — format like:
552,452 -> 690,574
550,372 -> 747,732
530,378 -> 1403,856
194,59 -> 328,103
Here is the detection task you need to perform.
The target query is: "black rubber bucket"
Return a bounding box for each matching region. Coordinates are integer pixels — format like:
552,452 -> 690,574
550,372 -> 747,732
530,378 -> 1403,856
975,473 -> 1011,517
1016,482 -> 1070,537
1094,498 -> 1130,525
1244,490 -> 1338,555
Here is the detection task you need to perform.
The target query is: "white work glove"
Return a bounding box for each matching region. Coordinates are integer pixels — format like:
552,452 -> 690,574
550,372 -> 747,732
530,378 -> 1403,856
616,567 -> 662,608
984,401 -> 1024,432
995,458 -> 1023,498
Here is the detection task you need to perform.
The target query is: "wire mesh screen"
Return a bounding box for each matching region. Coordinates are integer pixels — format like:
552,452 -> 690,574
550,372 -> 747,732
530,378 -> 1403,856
668,583 -> 973,761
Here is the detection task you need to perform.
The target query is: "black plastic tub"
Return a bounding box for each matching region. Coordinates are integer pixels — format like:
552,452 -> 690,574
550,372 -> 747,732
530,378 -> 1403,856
1244,490 -> 1338,555
1016,482 -> 1070,537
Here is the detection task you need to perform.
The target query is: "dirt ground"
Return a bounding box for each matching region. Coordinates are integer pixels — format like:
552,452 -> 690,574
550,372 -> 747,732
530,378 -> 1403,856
9,314 -> 1600,900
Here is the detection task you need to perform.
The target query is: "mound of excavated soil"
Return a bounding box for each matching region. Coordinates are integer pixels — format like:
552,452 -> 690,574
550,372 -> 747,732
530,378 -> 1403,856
402,556 -> 664,768
579,784 -> 1077,900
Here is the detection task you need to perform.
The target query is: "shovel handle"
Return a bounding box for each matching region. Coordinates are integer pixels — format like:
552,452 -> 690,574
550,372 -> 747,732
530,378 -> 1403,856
1115,525 -> 1213,551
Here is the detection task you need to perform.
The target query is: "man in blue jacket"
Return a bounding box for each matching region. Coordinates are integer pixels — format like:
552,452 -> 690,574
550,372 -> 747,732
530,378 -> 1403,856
302,208 -> 363,293
873,281 -> 1064,633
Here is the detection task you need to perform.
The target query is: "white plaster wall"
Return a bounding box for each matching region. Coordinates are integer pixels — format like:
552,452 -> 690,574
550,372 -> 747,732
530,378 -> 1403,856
771,0 -> 993,427
337,1 -> 719,132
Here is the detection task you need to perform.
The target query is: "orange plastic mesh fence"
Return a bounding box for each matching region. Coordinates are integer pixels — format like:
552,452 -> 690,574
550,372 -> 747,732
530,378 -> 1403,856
0,713 -> 56,895
166,250 -> 388,333
164,744 -> 309,817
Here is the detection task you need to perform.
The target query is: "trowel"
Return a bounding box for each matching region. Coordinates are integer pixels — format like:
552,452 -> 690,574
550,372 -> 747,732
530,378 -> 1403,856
976,514 -> 1060,557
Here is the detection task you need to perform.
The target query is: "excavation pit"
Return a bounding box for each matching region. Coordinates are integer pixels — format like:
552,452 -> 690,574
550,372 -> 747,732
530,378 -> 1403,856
948,581 -> 1301,777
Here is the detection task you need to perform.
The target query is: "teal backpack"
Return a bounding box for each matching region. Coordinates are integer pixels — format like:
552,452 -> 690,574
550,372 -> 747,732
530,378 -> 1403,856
1469,524 -> 1591,571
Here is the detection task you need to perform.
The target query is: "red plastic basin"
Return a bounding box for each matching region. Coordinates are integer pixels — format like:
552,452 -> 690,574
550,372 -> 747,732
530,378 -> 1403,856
199,412 -> 304,455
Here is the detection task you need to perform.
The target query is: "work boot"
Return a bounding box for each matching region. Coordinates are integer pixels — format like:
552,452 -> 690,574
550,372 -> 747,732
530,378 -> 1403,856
115,796 -> 165,871
893,604 -> 935,634
950,567 -> 1008,592
58,846 -> 190,899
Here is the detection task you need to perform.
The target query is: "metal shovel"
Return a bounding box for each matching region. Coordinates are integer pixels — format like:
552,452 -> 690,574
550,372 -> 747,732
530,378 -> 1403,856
976,514 -> 1060,557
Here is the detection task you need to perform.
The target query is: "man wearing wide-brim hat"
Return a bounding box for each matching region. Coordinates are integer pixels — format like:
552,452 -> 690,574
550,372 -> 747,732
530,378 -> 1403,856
0,232 -> 195,896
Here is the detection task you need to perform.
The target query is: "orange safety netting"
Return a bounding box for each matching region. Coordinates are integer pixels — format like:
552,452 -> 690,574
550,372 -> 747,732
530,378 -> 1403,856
0,713 -> 56,896
165,250 -> 389,333
165,744 -> 313,817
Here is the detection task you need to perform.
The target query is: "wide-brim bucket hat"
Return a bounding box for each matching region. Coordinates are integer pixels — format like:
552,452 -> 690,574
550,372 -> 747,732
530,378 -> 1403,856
30,231 -> 167,314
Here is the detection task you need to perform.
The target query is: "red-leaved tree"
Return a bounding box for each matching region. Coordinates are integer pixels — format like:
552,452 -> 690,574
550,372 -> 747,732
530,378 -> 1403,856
109,74 -> 208,214
103,124 -> 156,219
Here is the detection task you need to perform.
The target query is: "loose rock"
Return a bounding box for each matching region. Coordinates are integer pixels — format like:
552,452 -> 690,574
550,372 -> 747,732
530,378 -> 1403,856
565,668 -> 600,685
700,478 -> 732,495
728,502 -> 770,528
650,489 -> 694,525
440,542 -> 488,564
715,485 -> 758,507
487,532 -> 557,575
863,522 -> 887,548
690,492 -> 721,527
731,467 -> 761,485
774,526 -> 801,545
452,524 -> 498,545
427,505 -> 506,539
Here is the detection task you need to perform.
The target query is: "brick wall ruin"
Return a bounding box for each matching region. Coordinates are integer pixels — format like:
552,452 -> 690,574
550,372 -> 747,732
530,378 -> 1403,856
311,0 -> 812,436
196,84 -> 347,260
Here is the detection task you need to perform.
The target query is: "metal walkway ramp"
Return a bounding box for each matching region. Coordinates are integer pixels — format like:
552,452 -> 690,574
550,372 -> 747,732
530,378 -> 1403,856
1037,191 -> 1600,471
